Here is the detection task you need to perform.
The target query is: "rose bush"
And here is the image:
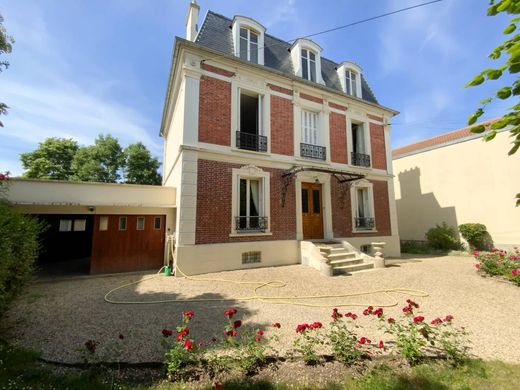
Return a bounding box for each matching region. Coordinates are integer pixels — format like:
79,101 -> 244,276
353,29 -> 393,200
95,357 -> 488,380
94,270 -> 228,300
474,248 -> 520,286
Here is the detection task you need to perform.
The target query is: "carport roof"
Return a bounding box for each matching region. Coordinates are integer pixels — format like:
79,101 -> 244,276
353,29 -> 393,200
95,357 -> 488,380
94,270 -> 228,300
6,178 -> 176,208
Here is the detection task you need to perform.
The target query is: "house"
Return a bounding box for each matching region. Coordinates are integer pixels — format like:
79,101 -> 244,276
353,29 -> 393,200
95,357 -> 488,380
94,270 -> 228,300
393,118 -> 520,249
160,1 -> 400,275
6,1 -> 400,275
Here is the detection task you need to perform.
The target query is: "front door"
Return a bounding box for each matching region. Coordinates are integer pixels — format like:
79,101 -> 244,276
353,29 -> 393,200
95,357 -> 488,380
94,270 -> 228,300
301,182 -> 324,240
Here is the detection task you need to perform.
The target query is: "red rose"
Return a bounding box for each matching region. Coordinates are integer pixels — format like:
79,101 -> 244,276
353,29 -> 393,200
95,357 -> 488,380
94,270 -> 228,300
233,320 -> 242,329
475,263 -> 481,269
332,308 -> 343,321
256,329 -> 264,336
473,250 -> 479,257
162,329 -> 173,337
387,317 -> 395,324
255,336 -> 262,342
413,316 -> 425,323
430,317 -> 442,325
351,314 -> 358,320
378,340 -> 384,349
296,324 -> 309,333
183,310 -> 194,321
444,315 -> 454,322
373,308 -> 384,317
359,337 -> 367,344
224,329 -> 237,337
272,322 -> 281,328
310,321 -> 322,329
512,269 -> 520,276
183,340 -> 193,351
224,308 -> 238,318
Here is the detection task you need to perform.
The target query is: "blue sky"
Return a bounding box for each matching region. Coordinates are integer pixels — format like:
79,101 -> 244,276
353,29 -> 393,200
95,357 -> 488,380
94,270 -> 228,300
0,0 -> 515,175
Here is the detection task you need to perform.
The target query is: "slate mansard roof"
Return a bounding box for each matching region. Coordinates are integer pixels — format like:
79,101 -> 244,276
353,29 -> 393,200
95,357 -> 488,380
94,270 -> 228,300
195,11 -> 379,105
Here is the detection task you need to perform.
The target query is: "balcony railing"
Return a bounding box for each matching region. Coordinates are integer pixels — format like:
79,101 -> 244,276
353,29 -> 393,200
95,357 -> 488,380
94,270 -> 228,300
351,152 -> 371,167
236,131 -> 267,152
300,143 -> 326,160
235,216 -> 268,232
355,217 -> 375,230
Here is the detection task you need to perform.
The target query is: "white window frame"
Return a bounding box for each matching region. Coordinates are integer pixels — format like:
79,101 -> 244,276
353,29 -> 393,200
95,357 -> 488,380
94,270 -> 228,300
73,219 -> 86,232
232,16 -> 265,65
345,69 -> 359,97
301,109 -> 320,146
136,217 -> 145,231
350,180 -> 376,233
290,38 -> 324,84
238,88 -> 264,135
301,49 -> 317,82
347,117 -> 372,168
230,165 -> 271,236
99,216 -> 109,231
239,27 -> 259,63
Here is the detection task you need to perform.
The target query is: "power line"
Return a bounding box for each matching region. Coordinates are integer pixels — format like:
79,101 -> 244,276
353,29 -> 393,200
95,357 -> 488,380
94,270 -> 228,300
200,0 -> 443,64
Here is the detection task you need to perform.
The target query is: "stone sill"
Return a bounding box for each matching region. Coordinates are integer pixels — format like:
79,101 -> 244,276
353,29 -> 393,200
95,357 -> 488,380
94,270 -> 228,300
229,232 -> 273,238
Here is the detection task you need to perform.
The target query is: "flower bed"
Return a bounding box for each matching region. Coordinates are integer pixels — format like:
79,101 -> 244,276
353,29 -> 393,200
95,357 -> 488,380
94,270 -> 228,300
474,248 -> 520,286
153,300 -> 469,383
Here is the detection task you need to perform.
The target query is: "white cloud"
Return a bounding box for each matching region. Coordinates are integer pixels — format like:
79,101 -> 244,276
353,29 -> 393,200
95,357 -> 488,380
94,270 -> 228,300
264,0 -> 296,30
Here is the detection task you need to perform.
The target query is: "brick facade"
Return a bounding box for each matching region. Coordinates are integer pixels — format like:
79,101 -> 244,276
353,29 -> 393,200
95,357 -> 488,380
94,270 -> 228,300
196,159 -> 296,244
267,83 -> 293,96
370,122 -> 387,170
201,63 -> 235,78
329,112 -> 348,164
329,102 -> 348,111
331,179 -> 391,238
270,95 -> 294,156
299,92 -> 323,104
198,75 -> 231,146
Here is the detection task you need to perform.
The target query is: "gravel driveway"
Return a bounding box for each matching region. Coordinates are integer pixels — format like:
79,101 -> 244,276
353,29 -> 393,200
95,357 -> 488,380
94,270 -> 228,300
3,255 -> 520,364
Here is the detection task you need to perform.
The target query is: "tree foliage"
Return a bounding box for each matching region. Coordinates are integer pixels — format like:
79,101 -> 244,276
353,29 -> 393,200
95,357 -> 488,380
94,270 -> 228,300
19,135 -> 162,185
71,134 -> 124,183
0,13 -> 14,127
124,142 -> 162,185
465,0 -> 520,206
20,138 -> 79,180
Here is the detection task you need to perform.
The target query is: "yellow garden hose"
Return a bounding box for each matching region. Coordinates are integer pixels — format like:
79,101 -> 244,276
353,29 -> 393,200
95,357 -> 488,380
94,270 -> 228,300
104,237 -> 429,307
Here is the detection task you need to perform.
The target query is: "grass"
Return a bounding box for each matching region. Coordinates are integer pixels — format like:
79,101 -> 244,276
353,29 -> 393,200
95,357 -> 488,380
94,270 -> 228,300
2,339 -> 520,389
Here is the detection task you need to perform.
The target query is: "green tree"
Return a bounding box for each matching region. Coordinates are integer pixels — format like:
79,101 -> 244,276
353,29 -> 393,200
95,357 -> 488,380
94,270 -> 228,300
0,13 -> 14,127
465,0 -> 520,205
20,138 -> 79,180
123,142 -> 162,185
71,134 -> 124,182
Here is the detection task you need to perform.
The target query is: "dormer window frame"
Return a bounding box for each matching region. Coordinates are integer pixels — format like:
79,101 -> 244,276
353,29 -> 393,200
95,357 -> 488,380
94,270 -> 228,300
239,27 -> 259,63
290,38 -> 324,85
338,62 -> 363,99
232,16 -> 266,66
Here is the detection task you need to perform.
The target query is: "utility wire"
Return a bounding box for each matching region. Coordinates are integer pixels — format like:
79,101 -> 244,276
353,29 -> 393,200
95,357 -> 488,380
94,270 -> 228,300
199,0 -> 443,64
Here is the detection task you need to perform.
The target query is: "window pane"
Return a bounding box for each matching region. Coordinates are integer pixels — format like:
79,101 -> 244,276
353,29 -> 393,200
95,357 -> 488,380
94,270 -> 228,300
119,216 -> 127,231
250,42 -> 258,64
59,219 -> 72,232
74,219 -> 86,232
301,189 -> 309,213
309,51 -> 315,61
346,72 -> 352,95
137,217 -> 145,230
312,190 -> 320,214
239,179 -> 247,216
239,37 -> 248,60
357,189 -> 365,217
240,27 -> 248,38
154,217 -> 161,230
99,216 -> 109,231
250,31 -> 258,43
301,57 -> 308,80
249,180 -> 260,217
240,93 -> 259,134
310,60 -> 316,82
301,49 -> 308,59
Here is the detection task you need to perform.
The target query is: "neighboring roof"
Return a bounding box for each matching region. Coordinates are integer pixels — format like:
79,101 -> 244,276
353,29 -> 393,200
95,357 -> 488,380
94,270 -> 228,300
195,11 -> 379,104
392,118 -> 501,159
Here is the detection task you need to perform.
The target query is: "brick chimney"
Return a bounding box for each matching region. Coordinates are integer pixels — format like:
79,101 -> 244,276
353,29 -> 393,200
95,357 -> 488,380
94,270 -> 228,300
186,0 -> 200,42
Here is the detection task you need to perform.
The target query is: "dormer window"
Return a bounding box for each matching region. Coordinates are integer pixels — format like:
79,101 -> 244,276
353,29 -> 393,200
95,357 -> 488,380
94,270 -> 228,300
290,38 -> 324,85
301,49 -> 317,82
232,16 -> 265,65
239,28 -> 259,63
338,62 -> 363,98
345,69 -> 359,97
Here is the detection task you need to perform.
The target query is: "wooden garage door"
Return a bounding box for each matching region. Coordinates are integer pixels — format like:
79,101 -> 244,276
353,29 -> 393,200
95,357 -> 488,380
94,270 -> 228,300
90,215 -> 166,274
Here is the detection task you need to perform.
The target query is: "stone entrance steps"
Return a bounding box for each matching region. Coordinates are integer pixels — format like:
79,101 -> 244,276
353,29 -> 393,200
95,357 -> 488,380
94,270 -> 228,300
317,242 -> 374,275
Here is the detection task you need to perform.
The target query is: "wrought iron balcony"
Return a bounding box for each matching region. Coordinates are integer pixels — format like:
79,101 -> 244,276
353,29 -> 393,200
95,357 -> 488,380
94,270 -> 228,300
355,217 -> 375,230
235,216 -> 268,232
236,131 -> 267,152
351,152 -> 371,167
300,143 -> 326,160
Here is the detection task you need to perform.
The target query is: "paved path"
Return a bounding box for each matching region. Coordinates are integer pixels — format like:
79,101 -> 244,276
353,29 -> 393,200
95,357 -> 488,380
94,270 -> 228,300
4,255 -> 520,363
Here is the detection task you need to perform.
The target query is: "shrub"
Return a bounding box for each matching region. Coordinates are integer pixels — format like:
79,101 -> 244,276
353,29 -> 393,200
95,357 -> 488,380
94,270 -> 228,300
425,222 -> 461,251
327,309 -> 364,365
0,173 -> 43,317
474,248 -> 520,286
459,223 -> 491,250
293,322 -> 325,364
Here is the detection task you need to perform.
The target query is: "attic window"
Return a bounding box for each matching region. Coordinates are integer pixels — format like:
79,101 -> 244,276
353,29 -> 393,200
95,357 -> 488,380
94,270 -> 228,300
301,49 -> 317,82
346,69 -> 359,97
239,28 -> 259,63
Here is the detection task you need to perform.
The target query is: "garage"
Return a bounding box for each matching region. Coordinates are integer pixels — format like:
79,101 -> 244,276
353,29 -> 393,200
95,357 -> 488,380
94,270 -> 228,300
7,178 -> 176,277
